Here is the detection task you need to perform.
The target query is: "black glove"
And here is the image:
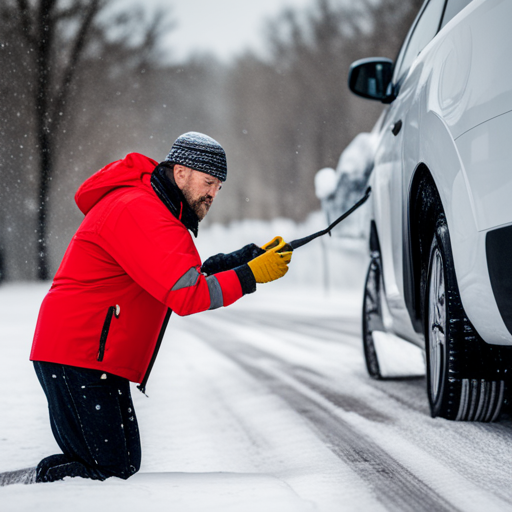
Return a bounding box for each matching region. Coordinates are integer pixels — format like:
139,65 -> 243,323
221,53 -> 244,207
201,243 -> 265,276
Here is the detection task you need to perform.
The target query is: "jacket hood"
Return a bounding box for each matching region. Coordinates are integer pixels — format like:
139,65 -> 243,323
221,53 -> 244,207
75,153 -> 158,215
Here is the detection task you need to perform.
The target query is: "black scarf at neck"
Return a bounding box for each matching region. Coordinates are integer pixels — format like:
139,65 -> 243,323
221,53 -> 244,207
151,164 -> 199,237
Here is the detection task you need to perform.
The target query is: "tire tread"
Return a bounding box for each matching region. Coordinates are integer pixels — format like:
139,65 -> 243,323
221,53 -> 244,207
426,215 -> 509,421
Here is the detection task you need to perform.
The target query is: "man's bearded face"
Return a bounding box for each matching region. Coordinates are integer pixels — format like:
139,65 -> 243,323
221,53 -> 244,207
177,168 -> 222,221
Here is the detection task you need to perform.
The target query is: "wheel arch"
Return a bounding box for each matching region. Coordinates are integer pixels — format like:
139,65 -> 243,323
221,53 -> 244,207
369,219 -> 381,255
407,164 -> 445,334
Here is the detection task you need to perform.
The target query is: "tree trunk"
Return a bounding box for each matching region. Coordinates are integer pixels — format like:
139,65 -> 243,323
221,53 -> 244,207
36,131 -> 52,280
35,0 -> 56,280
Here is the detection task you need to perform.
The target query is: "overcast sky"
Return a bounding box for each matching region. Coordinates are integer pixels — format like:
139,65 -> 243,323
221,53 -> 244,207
132,0 -> 313,62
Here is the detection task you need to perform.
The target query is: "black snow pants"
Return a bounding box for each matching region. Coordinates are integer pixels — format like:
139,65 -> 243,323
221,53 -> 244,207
33,361 -> 141,482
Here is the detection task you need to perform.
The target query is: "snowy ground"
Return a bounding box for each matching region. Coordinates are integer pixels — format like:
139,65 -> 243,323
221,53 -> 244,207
3,219 -> 512,511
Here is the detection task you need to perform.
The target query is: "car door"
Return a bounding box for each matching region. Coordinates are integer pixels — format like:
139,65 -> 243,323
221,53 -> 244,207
372,0 -> 447,343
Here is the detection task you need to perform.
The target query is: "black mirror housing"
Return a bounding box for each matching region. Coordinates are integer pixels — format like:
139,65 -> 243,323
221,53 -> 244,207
348,58 -> 394,102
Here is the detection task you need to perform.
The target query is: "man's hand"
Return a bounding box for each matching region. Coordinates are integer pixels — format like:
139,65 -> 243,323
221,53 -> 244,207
248,237 -> 292,283
201,243 -> 265,276
261,236 -> 292,253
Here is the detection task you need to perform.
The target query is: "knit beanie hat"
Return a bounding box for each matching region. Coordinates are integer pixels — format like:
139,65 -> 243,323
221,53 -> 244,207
164,131 -> 227,182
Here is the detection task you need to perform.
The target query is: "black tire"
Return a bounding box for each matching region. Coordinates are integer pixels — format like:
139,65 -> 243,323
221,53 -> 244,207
425,214 -> 506,421
362,253 -> 385,379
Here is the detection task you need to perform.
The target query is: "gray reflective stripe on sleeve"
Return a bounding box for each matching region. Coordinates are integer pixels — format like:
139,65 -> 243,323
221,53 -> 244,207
171,267 -> 201,291
206,275 -> 224,310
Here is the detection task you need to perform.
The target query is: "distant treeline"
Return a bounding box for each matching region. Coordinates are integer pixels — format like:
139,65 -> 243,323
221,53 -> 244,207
0,0 -> 422,280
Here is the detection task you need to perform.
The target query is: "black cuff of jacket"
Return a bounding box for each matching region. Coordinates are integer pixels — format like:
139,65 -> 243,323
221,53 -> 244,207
234,264 -> 257,295
201,244 -> 265,276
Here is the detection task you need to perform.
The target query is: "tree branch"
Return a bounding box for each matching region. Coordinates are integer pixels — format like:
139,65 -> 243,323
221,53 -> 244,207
15,0 -> 36,46
136,8 -> 173,66
52,0 -> 103,132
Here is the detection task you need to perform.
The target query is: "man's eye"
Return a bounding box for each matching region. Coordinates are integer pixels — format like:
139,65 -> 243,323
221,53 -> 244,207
205,180 -> 220,190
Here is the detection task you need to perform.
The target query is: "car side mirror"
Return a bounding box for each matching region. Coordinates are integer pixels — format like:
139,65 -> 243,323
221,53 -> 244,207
348,58 -> 394,103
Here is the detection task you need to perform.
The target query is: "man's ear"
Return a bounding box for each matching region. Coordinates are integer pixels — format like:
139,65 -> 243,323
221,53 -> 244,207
173,165 -> 191,188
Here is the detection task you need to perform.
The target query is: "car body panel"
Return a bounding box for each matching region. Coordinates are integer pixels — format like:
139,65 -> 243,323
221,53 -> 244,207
349,0 -> 512,346
435,0 -> 512,140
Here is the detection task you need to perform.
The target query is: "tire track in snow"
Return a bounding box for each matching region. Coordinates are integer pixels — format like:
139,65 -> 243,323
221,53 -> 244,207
208,338 -> 459,512
183,317 -> 460,512
210,308 -> 430,416
200,307 -> 428,418
219,308 -> 362,343
182,300 -> 512,510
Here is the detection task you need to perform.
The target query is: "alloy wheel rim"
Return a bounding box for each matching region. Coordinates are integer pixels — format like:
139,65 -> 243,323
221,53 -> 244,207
365,259 -> 383,333
363,258 -> 382,376
428,247 -> 446,403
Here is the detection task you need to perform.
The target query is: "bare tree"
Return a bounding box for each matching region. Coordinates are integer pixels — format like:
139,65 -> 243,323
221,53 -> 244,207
8,0 -> 103,279
221,0 -> 423,222
1,0 -> 168,280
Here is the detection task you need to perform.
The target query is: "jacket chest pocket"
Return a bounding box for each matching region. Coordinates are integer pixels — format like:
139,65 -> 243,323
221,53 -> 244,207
97,305 -> 120,362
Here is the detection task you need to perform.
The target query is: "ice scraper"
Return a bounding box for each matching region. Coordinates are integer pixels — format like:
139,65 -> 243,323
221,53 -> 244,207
264,187 -> 371,252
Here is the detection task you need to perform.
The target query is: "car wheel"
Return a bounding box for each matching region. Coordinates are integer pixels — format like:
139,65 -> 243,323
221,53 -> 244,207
426,214 -> 506,421
362,253 -> 385,379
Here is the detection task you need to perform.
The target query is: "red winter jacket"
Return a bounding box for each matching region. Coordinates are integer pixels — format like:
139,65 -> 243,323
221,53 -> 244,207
30,153 -> 245,383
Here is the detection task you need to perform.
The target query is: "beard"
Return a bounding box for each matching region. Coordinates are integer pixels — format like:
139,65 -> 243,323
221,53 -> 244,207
181,187 -> 212,222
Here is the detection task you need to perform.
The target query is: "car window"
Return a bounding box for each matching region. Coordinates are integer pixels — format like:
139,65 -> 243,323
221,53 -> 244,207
440,0 -> 473,28
393,0 -> 446,83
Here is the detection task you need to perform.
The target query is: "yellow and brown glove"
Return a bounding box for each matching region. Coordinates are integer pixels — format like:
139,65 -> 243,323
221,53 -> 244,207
248,236 -> 292,284
261,236 -> 292,252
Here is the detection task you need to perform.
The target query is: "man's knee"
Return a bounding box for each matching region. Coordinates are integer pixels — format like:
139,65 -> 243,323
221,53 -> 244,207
103,447 -> 141,480
115,461 -> 140,480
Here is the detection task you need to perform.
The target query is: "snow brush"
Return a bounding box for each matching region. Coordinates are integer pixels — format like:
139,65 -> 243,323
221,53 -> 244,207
270,187 -> 372,252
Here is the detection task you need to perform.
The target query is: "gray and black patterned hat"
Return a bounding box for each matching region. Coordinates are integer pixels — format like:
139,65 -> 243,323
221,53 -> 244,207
165,131 -> 227,182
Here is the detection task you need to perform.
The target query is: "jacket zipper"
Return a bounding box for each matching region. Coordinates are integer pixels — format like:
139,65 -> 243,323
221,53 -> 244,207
97,305 -> 120,362
137,308 -> 172,395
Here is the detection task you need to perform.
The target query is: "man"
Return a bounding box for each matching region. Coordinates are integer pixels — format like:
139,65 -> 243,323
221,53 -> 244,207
1,131 -> 291,485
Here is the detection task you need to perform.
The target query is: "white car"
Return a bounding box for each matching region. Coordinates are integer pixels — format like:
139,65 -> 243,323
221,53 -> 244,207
348,0 -> 512,421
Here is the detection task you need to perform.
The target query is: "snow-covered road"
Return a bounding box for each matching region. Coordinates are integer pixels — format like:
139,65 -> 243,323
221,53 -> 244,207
2,281 -> 512,511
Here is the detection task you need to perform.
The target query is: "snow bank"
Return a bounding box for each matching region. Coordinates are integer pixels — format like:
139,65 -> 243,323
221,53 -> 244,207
198,213 -> 369,294
314,132 -> 378,239
314,167 -> 338,200
334,132 -> 376,181
1,473 -> 315,512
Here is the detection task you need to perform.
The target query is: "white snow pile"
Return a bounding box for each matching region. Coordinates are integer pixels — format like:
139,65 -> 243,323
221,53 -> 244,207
314,132 -> 377,202
314,167 -> 339,200
334,132 -> 377,181
199,213 -> 369,293
313,133 -> 378,240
